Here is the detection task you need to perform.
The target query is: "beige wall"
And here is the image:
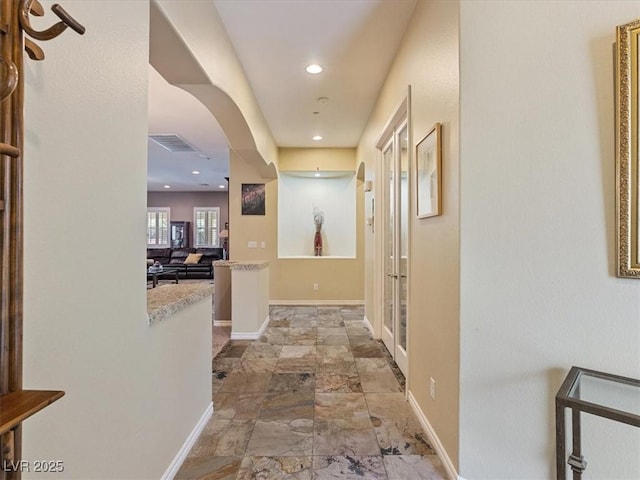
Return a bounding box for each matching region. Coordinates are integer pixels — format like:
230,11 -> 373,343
275,148 -> 364,302
229,151 -> 278,265
279,147 -> 358,172
153,0 -> 278,169
22,2 -> 212,478
357,0 -> 460,469
459,1 -> 640,478
229,148 -> 364,302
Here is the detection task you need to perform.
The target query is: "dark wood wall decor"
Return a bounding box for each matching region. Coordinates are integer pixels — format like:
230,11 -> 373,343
0,1 -> 84,478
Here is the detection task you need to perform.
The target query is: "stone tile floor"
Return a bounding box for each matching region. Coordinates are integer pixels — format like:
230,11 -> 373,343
176,305 -> 447,480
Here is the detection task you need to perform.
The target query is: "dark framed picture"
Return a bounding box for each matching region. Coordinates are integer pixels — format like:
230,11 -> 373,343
241,183 -> 266,215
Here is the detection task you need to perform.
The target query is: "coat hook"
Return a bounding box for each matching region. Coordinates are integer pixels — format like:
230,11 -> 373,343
19,0 -> 85,43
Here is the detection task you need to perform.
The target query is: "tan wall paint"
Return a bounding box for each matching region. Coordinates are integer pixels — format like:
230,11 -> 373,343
229,151 -> 278,265
230,149 -> 364,302
357,0 -> 460,468
154,0 -> 278,168
279,147 -> 358,172
272,178 -> 364,302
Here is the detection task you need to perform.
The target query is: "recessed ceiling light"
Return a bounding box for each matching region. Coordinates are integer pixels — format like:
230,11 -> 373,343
192,170 -> 200,175
218,185 -> 226,189
306,64 -> 323,74
163,185 -> 171,189
312,135 -> 323,141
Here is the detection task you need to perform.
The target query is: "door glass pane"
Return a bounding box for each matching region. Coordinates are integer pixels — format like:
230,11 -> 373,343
398,124 -> 409,351
384,143 -> 394,335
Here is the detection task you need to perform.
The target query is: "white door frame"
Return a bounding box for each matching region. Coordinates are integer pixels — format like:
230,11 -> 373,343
374,88 -> 411,380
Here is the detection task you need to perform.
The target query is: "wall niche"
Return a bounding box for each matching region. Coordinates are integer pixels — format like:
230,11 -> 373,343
278,171 -> 356,258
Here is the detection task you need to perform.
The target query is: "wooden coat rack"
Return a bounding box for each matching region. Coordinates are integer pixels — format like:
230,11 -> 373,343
0,1 -> 83,478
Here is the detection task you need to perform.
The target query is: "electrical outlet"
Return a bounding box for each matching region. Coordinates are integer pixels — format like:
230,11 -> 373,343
313,283 -> 319,291
430,377 -> 436,400
260,241 -> 266,248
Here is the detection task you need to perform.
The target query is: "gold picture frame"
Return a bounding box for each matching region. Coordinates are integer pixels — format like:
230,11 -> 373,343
416,123 -> 442,218
616,19 -> 640,277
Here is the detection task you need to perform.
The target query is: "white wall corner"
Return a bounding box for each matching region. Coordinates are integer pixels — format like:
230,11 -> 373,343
230,332 -> 259,340
258,315 -> 270,336
161,402 -> 213,480
230,315 -> 270,340
407,391 -> 458,480
363,315 -> 374,335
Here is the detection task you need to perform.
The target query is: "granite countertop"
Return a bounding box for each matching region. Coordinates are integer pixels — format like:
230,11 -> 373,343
229,260 -> 269,271
147,283 -> 214,325
212,260 -> 237,267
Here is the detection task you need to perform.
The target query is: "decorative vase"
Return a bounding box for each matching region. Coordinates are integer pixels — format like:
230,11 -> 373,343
314,224 -> 323,256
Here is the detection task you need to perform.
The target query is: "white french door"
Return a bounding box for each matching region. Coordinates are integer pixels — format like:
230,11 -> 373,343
380,120 -> 409,376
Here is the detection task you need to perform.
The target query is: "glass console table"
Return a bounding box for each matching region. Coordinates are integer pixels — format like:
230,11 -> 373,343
556,366 -> 640,480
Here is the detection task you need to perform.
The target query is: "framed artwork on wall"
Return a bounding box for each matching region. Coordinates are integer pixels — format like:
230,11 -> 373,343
241,183 -> 266,215
616,18 -> 640,278
416,123 -> 442,218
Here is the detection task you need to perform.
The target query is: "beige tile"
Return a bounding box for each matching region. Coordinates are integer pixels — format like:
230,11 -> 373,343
219,372 -> 272,393
267,373 -> 316,393
360,371 -> 403,393
374,419 -> 436,456
212,393 -> 265,419
365,393 -> 412,419
315,372 -> 362,393
245,419 -> 314,456
275,357 -> 317,373
315,393 -> 368,420
259,392 -> 315,420
175,456 -> 241,480
189,418 -> 254,457
285,327 -> 317,345
238,357 -> 278,373
313,417 -> 380,456
383,455 -> 447,480
241,343 -> 282,359
316,359 -> 358,374
317,334 -> 351,346
237,456 -> 312,480
313,455 -> 386,480
355,358 -> 394,373
280,345 -> 316,359
317,327 -> 348,337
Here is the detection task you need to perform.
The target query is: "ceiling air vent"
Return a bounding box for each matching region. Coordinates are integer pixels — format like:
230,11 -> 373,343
149,134 -> 197,153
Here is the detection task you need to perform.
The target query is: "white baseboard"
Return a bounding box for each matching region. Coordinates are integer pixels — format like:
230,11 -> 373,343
407,391 -> 458,480
269,300 -> 364,306
162,402 -> 213,480
363,315 -> 373,334
230,315 -> 270,340
213,320 -> 231,327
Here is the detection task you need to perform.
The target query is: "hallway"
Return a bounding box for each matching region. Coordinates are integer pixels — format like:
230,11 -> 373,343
176,305 -> 447,479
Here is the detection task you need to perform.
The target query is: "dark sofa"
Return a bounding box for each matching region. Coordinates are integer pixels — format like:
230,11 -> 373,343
147,247 -> 223,279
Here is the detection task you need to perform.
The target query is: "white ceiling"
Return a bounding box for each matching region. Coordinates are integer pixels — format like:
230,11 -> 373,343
147,0 -> 417,192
